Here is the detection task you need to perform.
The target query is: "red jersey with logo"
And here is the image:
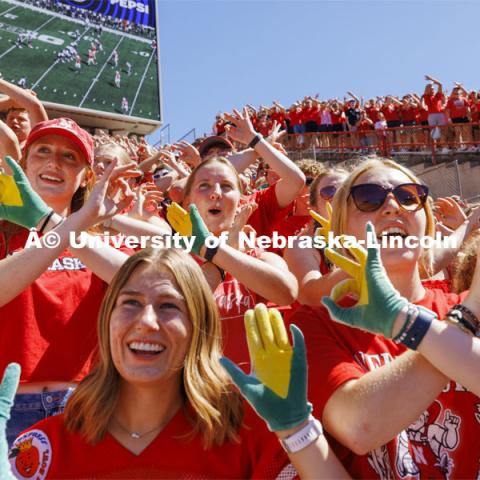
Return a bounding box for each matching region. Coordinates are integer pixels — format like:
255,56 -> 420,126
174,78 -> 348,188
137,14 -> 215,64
288,287 -> 480,479
446,97 -> 469,119
9,405 -> 296,479
0,227 -> 108,383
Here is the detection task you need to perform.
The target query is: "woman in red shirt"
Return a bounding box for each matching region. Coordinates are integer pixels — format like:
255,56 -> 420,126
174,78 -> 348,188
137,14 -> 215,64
0,118 -> 136,445
446,86 -> 472,150
8,248 -> 296,479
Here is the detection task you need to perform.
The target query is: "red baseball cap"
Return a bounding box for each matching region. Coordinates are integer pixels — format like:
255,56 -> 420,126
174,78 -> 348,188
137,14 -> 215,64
24,118 -> 95,166
198,135 -> 234,158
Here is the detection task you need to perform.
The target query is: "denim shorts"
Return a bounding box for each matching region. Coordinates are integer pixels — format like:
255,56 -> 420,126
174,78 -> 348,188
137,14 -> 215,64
6,388 -> 75,448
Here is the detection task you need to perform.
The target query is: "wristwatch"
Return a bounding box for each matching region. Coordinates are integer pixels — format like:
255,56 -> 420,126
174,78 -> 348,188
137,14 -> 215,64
280,418 -> 323,454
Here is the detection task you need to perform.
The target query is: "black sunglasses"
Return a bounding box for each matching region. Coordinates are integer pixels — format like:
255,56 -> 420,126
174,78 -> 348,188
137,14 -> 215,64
305,177 -> 314,186
349,183 -> 429,212
319,185 -> 337,201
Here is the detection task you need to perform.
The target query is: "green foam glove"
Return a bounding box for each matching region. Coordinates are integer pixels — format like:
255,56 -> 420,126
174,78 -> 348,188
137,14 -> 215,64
0,156 -> 52,229
0,363 -> 20,480
221,304 -> 311,431
321,222 -> 408,338
166,202 -> 211,255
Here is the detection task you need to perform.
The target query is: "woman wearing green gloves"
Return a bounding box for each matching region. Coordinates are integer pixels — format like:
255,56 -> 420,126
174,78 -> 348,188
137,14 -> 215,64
167,155 -> 298,367
323,221 -> 480,399
289,158 -> 480,479
0,118 -> 134,445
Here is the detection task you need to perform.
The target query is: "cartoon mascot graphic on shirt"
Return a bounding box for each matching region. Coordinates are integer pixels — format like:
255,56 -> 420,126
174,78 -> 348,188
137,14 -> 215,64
9,430 -> 51,479
397,401 -> 460,479
10,437 -> 39,477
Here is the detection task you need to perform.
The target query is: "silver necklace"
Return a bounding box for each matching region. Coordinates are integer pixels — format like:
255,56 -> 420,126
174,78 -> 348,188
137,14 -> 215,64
114,419 -> 164,440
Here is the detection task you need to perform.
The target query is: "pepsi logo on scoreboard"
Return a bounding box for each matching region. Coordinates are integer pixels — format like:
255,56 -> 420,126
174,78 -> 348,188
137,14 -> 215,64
56,0 -> 155,27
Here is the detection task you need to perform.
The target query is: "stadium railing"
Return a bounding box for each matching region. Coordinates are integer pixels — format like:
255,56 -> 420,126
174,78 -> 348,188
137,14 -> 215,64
281,122 -> 480,163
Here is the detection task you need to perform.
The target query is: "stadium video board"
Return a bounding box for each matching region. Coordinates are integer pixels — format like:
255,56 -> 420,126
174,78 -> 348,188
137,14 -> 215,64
0,0 -> 161,124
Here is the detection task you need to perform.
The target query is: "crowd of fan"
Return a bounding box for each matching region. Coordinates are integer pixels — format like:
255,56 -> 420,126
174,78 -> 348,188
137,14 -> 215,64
214,76 -> 480,153
3,75 -> 480,479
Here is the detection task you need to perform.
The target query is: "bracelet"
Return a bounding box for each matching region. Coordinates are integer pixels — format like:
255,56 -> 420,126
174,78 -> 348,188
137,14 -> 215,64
392,304 -> 417,343
204,244 -> 220,262
247,134 -> 262,149
280,418 -> 323,454
447,304 -> 480,336
397,305 -> 436,350
444,315 -> 475,336
38,210 -> 54,234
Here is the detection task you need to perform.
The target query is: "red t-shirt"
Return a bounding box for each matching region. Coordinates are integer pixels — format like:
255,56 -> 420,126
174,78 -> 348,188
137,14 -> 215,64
400,106 -> 418,123
286,110 -> 302,126
365,106 -> 380,123
245,184 -> 293,238
330,110 -> 344,125
9,405 -> 296,479
192,249 -> 263,368
301,107 -> 318,123
0,228 -> 108,383
381,104 -> 401,122
446,97 -> 469,119
270,111 -> 286,128
288,287 -> 479,479
422,92 -> 445,114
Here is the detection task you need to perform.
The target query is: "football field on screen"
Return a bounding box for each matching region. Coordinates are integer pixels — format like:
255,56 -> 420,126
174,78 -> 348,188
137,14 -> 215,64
0,0 -> 160,120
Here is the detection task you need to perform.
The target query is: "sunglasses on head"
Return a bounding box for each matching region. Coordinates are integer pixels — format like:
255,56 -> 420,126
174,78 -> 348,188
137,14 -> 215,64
319,185 -> 337,201
349,183 -> 429,212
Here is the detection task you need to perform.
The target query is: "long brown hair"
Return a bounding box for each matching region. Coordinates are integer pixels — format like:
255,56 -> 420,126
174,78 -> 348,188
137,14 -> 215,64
64,248 -> 244,447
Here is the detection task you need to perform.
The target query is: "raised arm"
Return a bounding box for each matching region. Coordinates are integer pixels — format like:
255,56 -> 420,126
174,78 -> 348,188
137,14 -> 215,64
224,108 -> 305,208
0,79 -> 47,126
0,121 -> 21,164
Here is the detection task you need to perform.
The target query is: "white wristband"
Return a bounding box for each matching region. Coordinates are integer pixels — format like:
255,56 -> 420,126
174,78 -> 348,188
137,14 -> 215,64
280,418 -> 323,454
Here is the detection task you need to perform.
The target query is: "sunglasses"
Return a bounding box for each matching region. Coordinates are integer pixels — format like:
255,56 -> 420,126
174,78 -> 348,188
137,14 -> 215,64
306,177 -> 314,186
349,183 -> 429,212
319,185 -> 337,201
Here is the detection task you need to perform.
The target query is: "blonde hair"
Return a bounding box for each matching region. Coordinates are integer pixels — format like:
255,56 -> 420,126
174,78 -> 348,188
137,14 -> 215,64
309,165 -> 349,208
64,248 -> 243,447
331,157 -> 435,276
295,159 -> 326,179
450,230 -> 480,293
183,156 -> 243,203
94,142 -> 132,167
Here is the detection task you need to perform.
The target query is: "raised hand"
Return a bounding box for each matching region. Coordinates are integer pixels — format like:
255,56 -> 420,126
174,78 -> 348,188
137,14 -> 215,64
434,197 -> 467,231
223,108 -> 258,146
0,363 -> 20,480
221,304 -> 312,431
321,222 -> 408,338
0,156 -> 52,229
174,141 -> 201,168
166,202 -> 210,255
80,159 -> 135,226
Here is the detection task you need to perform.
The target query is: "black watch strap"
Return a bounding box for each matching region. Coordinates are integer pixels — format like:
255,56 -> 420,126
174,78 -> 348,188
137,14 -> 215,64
248,134 -> 262,149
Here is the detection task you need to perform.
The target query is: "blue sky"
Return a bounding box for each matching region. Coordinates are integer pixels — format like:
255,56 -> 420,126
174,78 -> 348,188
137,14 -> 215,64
148,0 -> 480,145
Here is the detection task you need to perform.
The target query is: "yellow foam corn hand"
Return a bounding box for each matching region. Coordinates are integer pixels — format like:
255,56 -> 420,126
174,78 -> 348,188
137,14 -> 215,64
166,202 -> 192,236
310,202 -> 332,239
0,174 -> 22,207
325,237 -> 369,305
245,304 -> 293,398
